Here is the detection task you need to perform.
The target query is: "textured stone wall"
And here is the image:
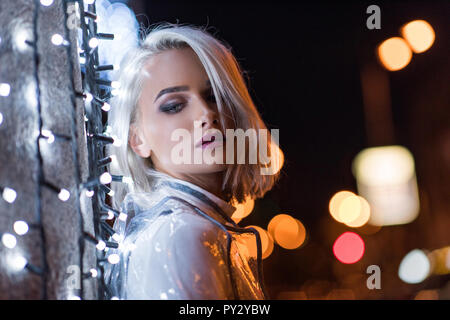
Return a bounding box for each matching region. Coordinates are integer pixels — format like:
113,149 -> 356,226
0,0 -> 97,299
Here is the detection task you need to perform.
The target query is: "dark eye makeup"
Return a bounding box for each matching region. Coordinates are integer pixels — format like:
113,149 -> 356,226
159,90 -> 216,114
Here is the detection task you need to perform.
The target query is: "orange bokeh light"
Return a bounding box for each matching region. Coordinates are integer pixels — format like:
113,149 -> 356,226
244,225 -> 274,259
401,20 -> 435,53
267,214 -> 306,250
378,37 -> 412,71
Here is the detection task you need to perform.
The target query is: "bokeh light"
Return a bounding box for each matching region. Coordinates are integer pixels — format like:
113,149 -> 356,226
344,196 -> 371,228
401,20 -> 435,53
231,195 -> 255,224
333,232 -> 365,264
352,145 -> 420,226
329,191 -> 355,223
338,194 -> 361,224
398,249 -> 430,284
245,225 -> 274,259
267,214 -> 306,250
378,37 -> 412,71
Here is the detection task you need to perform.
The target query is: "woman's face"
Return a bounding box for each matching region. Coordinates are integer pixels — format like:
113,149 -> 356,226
129,47 -> 228,177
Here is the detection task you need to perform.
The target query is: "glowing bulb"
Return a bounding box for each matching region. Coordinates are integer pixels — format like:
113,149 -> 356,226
79,56 -> 86,64
6,253 -> 27,272
108,254 -> 120,264
96,240 -> 106,251
41,129 -> 55,144
85,190 -> 94,197
100,172 -> 112,184
88,37 -> 99,48
118,212 -> 127,222
51,34 -> 64,46
111,296 -> 119,300
40,0 -> 54,6
90,268 -> 98,278
85,92 -> 93,103
2,187 -> 17,203
0,83 -> 11,96
111,88 -> 120,96
122,176 -> 133,184
2,233 -> 17,249
58,188 -> 70,201
113,64 -> 120,71
101,102 -> 111,112
107,210 -> 114,220
398,249 -> 430,284
13,221 -> 29,236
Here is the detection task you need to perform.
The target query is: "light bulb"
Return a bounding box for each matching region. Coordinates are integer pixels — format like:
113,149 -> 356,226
99,172 -> 112,184
118,212 -> 127,222
58,188 -> 70,201
101,103 -> 111,112
88,37 -> 99,48
96,240 -> 106,251
13,221 -> 29,236
0,83 -> 11,96
2,233 -> 17,249
51,34 -> 64,46
2,187 -> 17,203
107,254 -> 120,264
40,0 -> 54,6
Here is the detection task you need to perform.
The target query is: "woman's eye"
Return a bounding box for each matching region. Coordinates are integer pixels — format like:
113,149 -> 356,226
160,103 -> 184,114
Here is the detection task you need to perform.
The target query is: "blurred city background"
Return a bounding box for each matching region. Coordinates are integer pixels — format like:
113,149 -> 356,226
94,0 -> 450,299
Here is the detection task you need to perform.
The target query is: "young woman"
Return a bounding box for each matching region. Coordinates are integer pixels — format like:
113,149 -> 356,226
103,22 -> 283,300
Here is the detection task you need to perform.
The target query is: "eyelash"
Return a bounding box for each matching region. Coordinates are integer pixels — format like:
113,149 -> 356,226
160,93 -> 216,114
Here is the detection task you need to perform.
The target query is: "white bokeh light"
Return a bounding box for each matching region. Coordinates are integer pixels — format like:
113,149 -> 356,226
58,188 -> 70,201
13,221 -> 29,236
398,249 -> 431,284
100,172 -> 112,184
2,233 -> 17,249
2,187 -> 17,203
0,83 -> 11,96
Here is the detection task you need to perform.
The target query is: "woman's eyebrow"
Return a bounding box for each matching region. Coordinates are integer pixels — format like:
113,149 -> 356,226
154,80 -> 211,102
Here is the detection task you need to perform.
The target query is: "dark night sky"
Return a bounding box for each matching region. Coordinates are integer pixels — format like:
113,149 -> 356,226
126,0 -> 450,298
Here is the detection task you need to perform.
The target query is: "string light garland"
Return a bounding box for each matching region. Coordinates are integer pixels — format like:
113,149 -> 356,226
1,0 -> 130,299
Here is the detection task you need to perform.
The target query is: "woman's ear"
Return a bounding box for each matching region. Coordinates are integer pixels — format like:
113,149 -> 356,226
129,123 -> 152,158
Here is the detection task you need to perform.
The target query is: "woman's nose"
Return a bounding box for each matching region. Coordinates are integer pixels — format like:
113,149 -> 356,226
195,98 -> 219,128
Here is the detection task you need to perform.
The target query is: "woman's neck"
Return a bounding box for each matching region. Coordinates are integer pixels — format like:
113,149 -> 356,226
160,169 -> 226,201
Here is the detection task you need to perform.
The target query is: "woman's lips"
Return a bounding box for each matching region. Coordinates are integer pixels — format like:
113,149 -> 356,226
200,136 -> 225,149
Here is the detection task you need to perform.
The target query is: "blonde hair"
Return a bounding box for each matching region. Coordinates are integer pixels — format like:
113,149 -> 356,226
107,22 -> 283,211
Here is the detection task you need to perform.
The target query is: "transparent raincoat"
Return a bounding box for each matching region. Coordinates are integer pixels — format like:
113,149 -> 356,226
103,173 -> 267,299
